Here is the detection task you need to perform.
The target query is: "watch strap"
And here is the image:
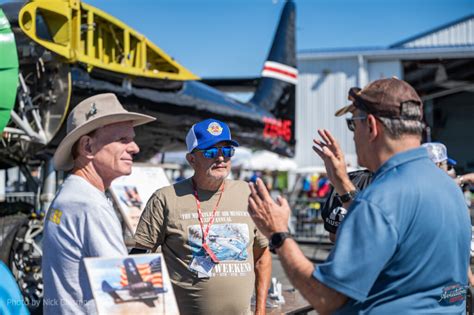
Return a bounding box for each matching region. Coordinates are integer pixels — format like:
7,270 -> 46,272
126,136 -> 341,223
336,190 -> 357,203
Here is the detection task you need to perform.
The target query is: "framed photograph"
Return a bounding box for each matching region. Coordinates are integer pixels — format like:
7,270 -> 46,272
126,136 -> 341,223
84,253 -> 179,314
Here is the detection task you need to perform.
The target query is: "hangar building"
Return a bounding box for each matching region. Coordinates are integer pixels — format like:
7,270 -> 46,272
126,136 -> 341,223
296,15 -> 474,172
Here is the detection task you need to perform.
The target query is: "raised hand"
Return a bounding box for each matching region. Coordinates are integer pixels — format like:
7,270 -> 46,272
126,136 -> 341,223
248,178 -> 290,239
312,129 -> 354,194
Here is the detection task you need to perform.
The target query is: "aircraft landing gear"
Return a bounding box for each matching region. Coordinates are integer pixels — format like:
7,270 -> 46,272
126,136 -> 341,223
1,59 -> 71,169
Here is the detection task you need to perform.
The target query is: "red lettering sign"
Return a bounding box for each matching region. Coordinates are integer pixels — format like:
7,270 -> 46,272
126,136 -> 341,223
262,117 -> 292,142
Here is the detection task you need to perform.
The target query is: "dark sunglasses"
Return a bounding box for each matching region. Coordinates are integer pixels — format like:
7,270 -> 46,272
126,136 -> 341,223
346,115 -> 367,132
436,161 -> 454,171
194,146 -> 235,159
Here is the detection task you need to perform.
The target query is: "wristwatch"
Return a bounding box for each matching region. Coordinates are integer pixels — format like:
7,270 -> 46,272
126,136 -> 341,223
269,232 -> 291,253
336,190 -> 357,203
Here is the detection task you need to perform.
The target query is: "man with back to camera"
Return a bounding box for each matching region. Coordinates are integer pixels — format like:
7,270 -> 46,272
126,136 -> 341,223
134,118 -> 272,315
42,93 -> 155,314
247,77 -> 471,314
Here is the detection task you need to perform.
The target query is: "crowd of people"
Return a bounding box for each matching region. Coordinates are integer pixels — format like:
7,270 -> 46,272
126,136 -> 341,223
3,77 -> 471,314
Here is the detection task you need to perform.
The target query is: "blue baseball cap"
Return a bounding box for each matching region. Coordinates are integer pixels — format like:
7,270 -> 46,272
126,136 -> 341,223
447,158 -> 457,166
186,118 -> 239,152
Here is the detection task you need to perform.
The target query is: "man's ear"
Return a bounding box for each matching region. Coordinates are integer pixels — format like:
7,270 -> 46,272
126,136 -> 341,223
185,153 -> 195,167
78,135 -> 94,158
367,114 -> 379,142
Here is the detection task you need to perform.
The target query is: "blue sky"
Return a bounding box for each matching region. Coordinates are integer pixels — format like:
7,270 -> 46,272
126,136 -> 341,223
4,0 -> 473,78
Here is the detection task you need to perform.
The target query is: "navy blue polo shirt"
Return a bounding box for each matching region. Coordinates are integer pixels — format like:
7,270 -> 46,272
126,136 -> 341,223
314,147 -> 471,314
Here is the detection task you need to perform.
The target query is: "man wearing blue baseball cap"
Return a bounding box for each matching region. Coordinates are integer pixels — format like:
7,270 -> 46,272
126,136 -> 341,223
134,118 -> 271,315
421,142 -> 457,171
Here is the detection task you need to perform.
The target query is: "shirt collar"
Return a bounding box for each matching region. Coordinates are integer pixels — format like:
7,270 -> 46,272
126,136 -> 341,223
373,146 -> 428,180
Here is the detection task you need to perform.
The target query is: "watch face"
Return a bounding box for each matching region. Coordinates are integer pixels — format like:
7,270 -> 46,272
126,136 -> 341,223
272,233 -> 284,246
339,190 -> 357,203
271,232 -> 289,248
339,194 -> 351,203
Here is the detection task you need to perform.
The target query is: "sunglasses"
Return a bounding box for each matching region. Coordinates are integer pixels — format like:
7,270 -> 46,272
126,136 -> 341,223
194,146 -> 235,159
436,161 -> 455,171
346,115 -> 367,132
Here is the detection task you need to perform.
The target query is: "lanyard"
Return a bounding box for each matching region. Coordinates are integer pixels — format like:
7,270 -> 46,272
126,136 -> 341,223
192,181 -> 225,263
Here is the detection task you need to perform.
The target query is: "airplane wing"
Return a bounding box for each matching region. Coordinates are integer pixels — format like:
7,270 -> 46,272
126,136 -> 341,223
143,299 -> 156,308
101,280 -> 124,303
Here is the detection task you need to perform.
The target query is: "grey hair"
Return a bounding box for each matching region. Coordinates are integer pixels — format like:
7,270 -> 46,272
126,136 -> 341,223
377,101 -> 425,139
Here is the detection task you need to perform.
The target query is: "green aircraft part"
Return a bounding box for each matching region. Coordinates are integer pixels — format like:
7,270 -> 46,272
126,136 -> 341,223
0,8 -> 18,132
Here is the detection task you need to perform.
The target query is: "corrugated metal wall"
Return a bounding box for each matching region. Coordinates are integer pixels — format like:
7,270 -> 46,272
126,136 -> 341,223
368,61 -> 402,81
295,15 -> 473,170
401,18 -> 474,48
296,58 -> 359,168
295,58 -> 402,169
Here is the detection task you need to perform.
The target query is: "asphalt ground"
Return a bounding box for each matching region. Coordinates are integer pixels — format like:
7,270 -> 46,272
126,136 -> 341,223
267,242 -> 331,314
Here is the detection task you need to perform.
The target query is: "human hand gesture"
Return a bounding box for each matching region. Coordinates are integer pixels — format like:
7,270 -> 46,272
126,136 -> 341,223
312,129 -> 353,194
248,178 -> 290,239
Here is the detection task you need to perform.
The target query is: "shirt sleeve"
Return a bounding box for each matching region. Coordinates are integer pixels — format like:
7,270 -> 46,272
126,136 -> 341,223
83,205 -> 127,257
133,191 -> 166,250
313,198 -> 399,302
253,226 -> 269,248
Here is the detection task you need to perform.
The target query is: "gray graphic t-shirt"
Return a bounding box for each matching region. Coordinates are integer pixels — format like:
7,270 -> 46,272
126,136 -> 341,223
134,178 -> 268,315
42,175 -> 127,315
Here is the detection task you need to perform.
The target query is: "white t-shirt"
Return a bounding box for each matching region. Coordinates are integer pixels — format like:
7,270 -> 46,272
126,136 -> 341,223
42,175 -> 127,315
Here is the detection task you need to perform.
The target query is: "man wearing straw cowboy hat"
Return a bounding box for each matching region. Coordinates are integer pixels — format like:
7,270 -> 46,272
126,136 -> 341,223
42,93 -> 155,314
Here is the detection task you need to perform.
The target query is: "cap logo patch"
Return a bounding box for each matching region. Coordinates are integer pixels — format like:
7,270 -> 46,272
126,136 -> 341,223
207,122 -> 223,136
86,103 -> 97,120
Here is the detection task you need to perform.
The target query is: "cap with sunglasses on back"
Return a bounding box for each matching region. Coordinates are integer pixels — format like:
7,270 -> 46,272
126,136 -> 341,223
186,118 -> 239,154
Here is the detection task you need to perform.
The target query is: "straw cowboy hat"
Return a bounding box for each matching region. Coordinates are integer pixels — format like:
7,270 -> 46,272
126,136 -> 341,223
53,93 -> 155,171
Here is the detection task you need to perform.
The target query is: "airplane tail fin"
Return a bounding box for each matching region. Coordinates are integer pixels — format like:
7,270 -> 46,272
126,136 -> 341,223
124,258 -> 144,284
248,0 -> 297,156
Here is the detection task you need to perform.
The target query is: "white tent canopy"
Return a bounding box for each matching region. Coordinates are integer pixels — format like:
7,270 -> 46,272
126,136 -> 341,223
157,147 -> 297,171
233,150 -> 298,171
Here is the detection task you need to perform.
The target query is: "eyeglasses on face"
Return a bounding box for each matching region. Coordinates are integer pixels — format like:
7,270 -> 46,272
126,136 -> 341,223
436,161 -> 453,171
193,146 -> 235,159
346,115 -> 367,132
